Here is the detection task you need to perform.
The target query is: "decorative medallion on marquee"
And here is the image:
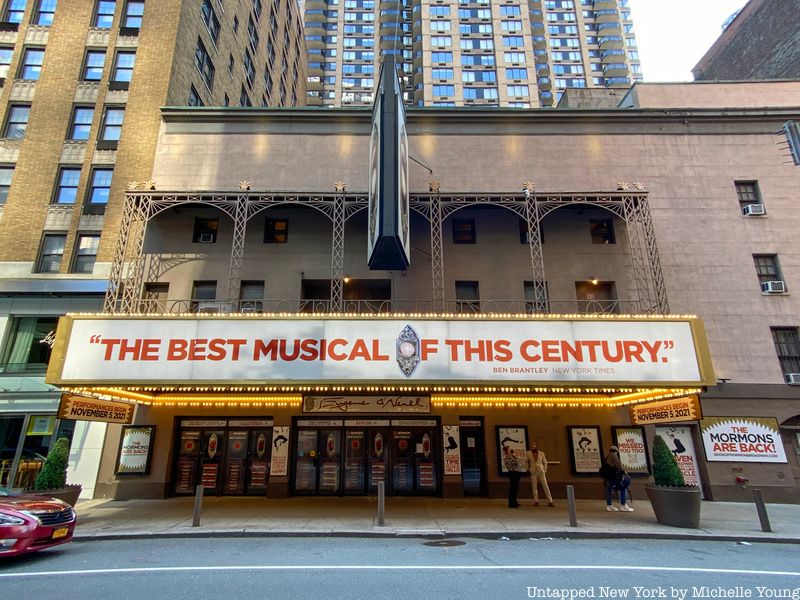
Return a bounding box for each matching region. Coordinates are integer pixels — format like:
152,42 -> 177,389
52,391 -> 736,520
396,325 -> 420,377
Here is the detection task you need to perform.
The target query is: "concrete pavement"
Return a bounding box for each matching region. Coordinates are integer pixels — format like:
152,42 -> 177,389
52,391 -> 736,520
71,495 -> 800,543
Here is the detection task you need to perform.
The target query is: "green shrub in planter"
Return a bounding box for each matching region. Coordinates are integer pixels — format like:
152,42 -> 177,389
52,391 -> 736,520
34,437 -> 70,491
651,434 -> 685,486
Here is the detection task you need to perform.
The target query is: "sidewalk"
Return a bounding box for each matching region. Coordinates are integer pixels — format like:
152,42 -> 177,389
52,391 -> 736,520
72,496 -> 800,543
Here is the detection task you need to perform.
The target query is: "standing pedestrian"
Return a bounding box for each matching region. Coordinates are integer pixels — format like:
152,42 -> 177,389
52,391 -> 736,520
526,442 -> 554,507
502,445 -> 523,508
601,445 -> 633,512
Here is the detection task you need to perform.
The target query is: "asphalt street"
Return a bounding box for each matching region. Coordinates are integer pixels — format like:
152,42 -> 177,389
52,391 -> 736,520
1,537 -> 799,600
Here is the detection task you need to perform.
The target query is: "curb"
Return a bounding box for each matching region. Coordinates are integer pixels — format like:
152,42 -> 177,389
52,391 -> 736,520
72,530 -> 800,544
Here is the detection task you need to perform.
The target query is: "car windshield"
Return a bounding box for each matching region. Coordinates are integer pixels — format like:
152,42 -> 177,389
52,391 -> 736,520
0,486 -> 17,497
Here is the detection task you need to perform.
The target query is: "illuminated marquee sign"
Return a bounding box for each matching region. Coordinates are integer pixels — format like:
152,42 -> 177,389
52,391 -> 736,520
48,316 -> 713,387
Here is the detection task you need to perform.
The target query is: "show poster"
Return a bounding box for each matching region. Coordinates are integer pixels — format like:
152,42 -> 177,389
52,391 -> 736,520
568,426 -> 602,474
613,427 -> 649,474
115,425 -> 155,475
655,426 -> 701,488
175,459 -> 195,493
201,462 -> 219,489
270,426 -> 290,476
497,426 -> 528,474
443,425 -> 461,475
700,417 -> 787,463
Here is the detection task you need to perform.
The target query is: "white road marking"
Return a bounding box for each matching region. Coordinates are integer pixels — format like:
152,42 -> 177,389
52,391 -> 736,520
1,565 -> 799,578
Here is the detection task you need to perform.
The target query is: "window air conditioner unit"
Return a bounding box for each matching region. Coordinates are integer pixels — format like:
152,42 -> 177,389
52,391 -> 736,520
198,233 -> 215,243
761,280 -> 786,294
742,204 -> 766,216
787,373 -> 800,385
197,302 -> 234,313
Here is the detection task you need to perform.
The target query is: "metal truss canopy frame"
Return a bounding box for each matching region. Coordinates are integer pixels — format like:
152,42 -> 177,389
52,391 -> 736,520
105,190 -> 668,315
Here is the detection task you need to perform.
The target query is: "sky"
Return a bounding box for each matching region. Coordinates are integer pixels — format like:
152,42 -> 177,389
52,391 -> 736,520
628,0 -> 748,82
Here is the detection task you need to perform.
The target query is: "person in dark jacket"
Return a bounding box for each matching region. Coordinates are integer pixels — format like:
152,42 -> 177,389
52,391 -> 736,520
502,445 -> 524,508
602,446 -> 633,512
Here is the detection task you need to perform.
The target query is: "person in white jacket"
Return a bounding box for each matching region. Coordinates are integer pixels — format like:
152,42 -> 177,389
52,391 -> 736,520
526,442 -> 554,507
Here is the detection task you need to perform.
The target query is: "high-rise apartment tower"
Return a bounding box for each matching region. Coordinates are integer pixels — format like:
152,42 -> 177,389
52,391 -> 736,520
304,0 -> 641,108
0,0 -> 306,492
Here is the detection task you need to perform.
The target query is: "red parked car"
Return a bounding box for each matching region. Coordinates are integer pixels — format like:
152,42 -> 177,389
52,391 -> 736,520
0,486 -> 76,557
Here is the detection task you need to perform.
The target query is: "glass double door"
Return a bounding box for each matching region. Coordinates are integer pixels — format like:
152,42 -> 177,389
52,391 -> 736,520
174,426 -> 273,496
293,425 -> 439,496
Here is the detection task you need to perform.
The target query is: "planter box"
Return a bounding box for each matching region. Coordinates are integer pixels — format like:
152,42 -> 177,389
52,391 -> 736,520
34,485 -> 82,507
645,484 -> 701,529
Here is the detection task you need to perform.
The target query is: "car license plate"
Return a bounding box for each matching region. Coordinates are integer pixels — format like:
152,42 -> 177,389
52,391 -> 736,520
52,527 -> 68,539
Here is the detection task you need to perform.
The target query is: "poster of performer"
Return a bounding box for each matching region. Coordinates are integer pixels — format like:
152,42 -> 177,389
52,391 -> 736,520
496,426 -> 528,474
270,426 -> 290,477
656,425 -> 702,488
568,426 -> 602,475
442,425 -> 461,475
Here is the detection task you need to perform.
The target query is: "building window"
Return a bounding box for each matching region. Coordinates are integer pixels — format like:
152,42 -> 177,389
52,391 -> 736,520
0,46 -> 12,79
68,106 -> 94,140
771,327 -> 800,382
72,233 -> 100,273
524,281 -> 549,313
99,106 -> 124,142
34,0 -> 56,25
4,105 -> 30,139
188,85 -> 203,106
194,39 -> 214,90
36,233 -> 66,273
518,219 -> 543,244
247,15 -> 259,50
785,121 -> 800,166
244,51 -> 255,87
191,280 -> 217,311
82,50 -> 105,81
239,85 -> 251,107
53,167 -> 80,204
455,280 -> 480,313
754,254 -> 785,290
2,316 -> 59,372
0,166 -> 13,204
201,0 -> 220,44
193,217 -> 218,243
93,0 -> 116,28
123,0 -> 143,28
590,218 -> 615,244
5,0 -> 27,24
264,218 -> 288,243
111,50 -> 135,86
452,218 -> 476,244
87,167 -> 112,204
735,180 -> 762,211
19,48 -> 44,80
143,282 -> 169,312
240,280 -> 264,312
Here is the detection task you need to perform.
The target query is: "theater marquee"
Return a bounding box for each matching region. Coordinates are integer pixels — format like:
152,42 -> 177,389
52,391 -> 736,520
47,316 -> 713,388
